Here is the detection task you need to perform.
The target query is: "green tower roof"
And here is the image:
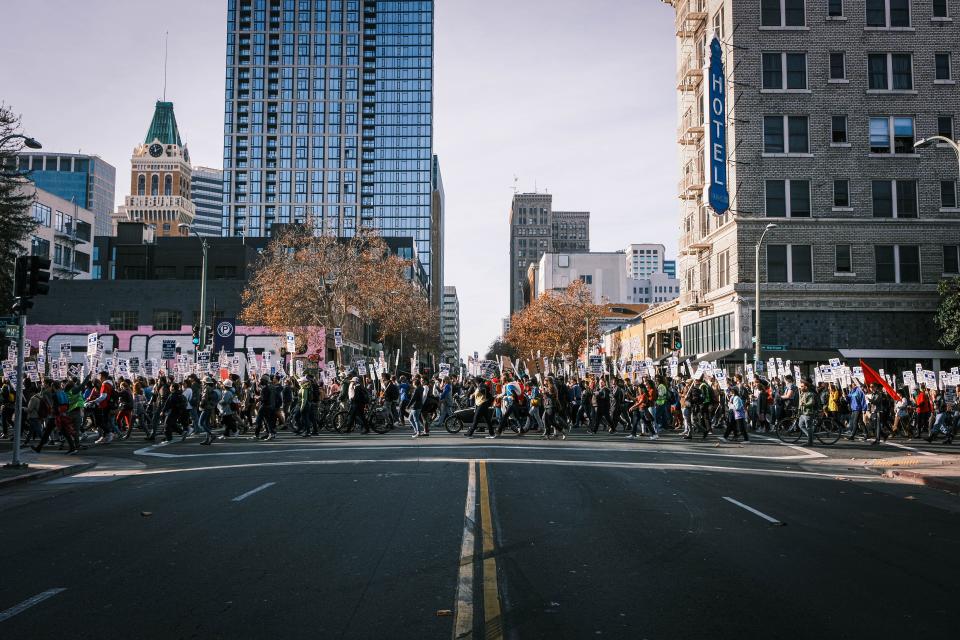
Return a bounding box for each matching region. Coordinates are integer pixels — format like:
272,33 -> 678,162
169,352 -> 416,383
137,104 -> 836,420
144,101 -> 183,146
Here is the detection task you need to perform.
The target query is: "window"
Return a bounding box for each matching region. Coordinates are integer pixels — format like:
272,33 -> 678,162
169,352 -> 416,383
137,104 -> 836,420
153,266 -> 177,279
875,245 -> 920,283
767,244 -> 812,282
831,115 -> 848,143
164,175 -> 173,196
31,237 -> 50,258
32,202 -> 51,226
835,245 -> 852,273
761,0 -> 806,26
214,266 -> 238,279
763,115 -> 809,153
579,275 -> 593,285
933,0 -> 949,18
872,180 -> 917,217
944,245 -> 960,274
152,310 -> 182,331
761,52 -> 807,90
935,53 -> 952,81
866,0 -> 911,27
109,311 -> 139,331
867,53 -> 913,90
718,249 -> 730,288
939,116 -> 955,139
137,175 -> 145,196
943,181 -> 958,209
828,0 -> 843,17
765,180 -> 811,217
834,179 -> 850,207
869,116 -> 914,154
829,52 -> 846,80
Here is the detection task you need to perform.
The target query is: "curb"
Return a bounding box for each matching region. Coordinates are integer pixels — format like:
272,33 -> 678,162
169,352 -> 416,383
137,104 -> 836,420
882,469 -> 960,494
0,462 -> 97,489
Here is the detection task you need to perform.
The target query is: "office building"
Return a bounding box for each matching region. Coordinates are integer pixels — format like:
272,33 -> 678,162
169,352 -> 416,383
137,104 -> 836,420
508,192 -> 590,313
534,250 -> 680,307
666,0 -> 960,369
441,285 -> 460,364
26,187 -> 96,280
430,155 -> 444,308
19,152 -> 116,238
664,259 -> 677,279
625,243 -> 668,278
221,0 -> 438,293
115,101 -> 196,237
190,166 -> 224,237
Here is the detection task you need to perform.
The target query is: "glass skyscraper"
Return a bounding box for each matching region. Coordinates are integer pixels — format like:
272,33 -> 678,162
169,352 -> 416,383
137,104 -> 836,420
19,152 -> 116,238
222,0 -> 436,284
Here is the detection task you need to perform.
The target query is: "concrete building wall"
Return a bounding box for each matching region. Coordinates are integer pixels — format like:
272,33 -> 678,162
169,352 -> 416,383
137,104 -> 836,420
536,252 -> 627,304
26,187 -> 97,280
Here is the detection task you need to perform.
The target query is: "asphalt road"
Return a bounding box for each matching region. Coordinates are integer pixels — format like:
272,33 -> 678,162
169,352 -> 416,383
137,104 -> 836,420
1,428 -> 958,639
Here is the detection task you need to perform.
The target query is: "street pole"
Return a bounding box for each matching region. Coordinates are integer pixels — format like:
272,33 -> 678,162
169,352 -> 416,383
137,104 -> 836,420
199,238 -> 209,352
7,313 -> 27,468
754,223 -> 777,371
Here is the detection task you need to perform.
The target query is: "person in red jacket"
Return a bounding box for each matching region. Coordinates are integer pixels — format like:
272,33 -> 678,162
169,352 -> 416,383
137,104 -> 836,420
915,385 -> 933,438
86,371 -> 115,444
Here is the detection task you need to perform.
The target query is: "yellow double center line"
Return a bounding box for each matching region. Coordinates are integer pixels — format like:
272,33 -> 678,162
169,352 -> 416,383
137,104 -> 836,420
454,460 -> 503,640
479,461 -> 503,639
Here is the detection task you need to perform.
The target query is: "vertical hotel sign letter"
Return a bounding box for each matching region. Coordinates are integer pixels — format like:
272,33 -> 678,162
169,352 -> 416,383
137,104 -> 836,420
707,36 -> 729,214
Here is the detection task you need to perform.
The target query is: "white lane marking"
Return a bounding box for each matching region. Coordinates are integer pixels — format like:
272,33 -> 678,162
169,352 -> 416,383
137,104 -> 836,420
752,434 -> 828,459
47,476 -> 119,484
135,441 -> 821,462
231,482 -> 276,502
882,441 -> 937,457
0,588 -> 67,623
722,497 -> 783,525
130,457 -> 880,482
454,461 -> 477,639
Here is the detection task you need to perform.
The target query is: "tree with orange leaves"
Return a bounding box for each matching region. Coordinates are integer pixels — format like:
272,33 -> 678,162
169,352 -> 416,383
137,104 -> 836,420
506,280 -> 606,363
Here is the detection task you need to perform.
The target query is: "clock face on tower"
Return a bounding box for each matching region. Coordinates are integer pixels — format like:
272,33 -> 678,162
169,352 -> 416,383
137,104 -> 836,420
149,143 -> 164,157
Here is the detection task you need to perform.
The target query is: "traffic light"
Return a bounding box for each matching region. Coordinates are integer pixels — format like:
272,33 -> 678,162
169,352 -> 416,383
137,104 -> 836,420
11,256 -> 51,315
192,325 -> 201,346
673,331 -> 682,351
661,333 -> 671,351
26,256 -> 51,297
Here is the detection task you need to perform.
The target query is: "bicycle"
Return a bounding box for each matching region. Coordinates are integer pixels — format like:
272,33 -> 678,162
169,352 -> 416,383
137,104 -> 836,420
776,413 -> 842,445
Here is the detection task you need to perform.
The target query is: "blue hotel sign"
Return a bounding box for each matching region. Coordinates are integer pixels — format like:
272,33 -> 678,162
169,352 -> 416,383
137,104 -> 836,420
707,37 -> 729,215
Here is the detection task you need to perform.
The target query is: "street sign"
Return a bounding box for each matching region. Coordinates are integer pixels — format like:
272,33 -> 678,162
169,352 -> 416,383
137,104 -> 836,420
762,345 -> 787,351
3,325 -> 17,339
334,327 -> 343,348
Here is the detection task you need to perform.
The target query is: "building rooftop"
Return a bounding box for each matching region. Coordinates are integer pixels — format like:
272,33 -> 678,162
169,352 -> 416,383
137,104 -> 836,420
145,101 -> 183,146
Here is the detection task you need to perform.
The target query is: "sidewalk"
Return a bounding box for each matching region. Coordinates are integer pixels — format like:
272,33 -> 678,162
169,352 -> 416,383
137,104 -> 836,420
0,450 -> 97,489
867,455 -> 960,494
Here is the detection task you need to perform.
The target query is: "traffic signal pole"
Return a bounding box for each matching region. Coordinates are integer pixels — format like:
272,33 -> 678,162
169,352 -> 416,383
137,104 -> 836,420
6,313 -> 27,468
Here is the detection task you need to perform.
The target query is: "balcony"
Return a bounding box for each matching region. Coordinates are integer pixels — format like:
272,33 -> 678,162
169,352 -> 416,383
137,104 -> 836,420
677,157 -> 704,199
677,289 -> 711,312
676,50 -> 704,92
675,0 -> 708,37
677,107 -> 704,145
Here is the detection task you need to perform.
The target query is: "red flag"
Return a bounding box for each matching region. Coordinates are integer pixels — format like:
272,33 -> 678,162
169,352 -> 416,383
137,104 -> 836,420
859,359 -> 901,402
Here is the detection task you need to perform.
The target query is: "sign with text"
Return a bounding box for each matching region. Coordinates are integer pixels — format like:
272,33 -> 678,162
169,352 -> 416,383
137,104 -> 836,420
213,319 -> 236,355
706,37 -> 729,214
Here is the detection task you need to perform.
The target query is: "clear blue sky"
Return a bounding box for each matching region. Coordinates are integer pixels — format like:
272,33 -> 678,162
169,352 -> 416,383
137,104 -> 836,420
0,0 -> 679,358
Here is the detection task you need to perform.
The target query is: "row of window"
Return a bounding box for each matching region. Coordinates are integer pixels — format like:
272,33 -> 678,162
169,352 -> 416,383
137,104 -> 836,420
764,243 -> 960,283
762,0 -> 950,28
110,308 -> 232,332
761,50 -> 954,91
764,178 -> 958,217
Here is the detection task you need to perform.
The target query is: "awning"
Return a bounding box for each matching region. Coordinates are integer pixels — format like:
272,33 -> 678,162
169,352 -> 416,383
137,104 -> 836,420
691,348 -> 750,363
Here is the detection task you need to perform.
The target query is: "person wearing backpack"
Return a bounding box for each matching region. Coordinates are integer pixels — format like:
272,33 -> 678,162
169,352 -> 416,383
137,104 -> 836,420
383,374 -> 400,426
255,375 -> 279,440
347,376 -> 370,434
197,377 -> 220,445
466,377 -> 494,438
217,379 -> 240,439
86,371 -> 116,444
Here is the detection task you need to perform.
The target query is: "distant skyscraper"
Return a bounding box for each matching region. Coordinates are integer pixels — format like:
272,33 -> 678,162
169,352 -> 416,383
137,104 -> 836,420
625,243 -> 668,278
663,259 -> 676,279
19,152 -> 116,238
116,101 -> 195,237
222,0 -> 437,286
508,192 -> 590,314
441,286 -> 460,364
190,166 -> 224,237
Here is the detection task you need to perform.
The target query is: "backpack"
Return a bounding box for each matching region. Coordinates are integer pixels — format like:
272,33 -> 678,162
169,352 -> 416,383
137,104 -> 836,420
385,382 -> 399,402
688,384 -> 703,405
38,395 -> 52,419
700,383 -> 713,404
174,392 -> 188,412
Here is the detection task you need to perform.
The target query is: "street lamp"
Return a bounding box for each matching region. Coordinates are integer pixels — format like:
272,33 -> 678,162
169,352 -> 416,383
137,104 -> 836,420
0,134 -> 42,149
179,223 -> 209,352
915,136 -> 960,185
754,223 -> 777,370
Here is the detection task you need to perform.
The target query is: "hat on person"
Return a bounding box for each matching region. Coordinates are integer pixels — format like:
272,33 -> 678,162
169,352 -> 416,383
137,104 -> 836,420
223,379 -> 233,388
203,376 -> 215,385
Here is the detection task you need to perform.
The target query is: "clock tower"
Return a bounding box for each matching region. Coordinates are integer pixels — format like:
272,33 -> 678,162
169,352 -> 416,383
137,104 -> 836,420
115,100 -> 195,237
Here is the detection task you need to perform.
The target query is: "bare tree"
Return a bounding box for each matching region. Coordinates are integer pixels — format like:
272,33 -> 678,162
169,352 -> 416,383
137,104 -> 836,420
0,104 -> 38,306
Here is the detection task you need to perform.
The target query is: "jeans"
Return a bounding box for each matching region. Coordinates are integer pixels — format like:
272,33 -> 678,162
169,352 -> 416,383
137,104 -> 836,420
654,404 -> 668,431
199,409 -> 213,436
434,401 -> 452,427
799,414 -> 815,445
847,410 -> 862,437
409,408 -> 423,434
